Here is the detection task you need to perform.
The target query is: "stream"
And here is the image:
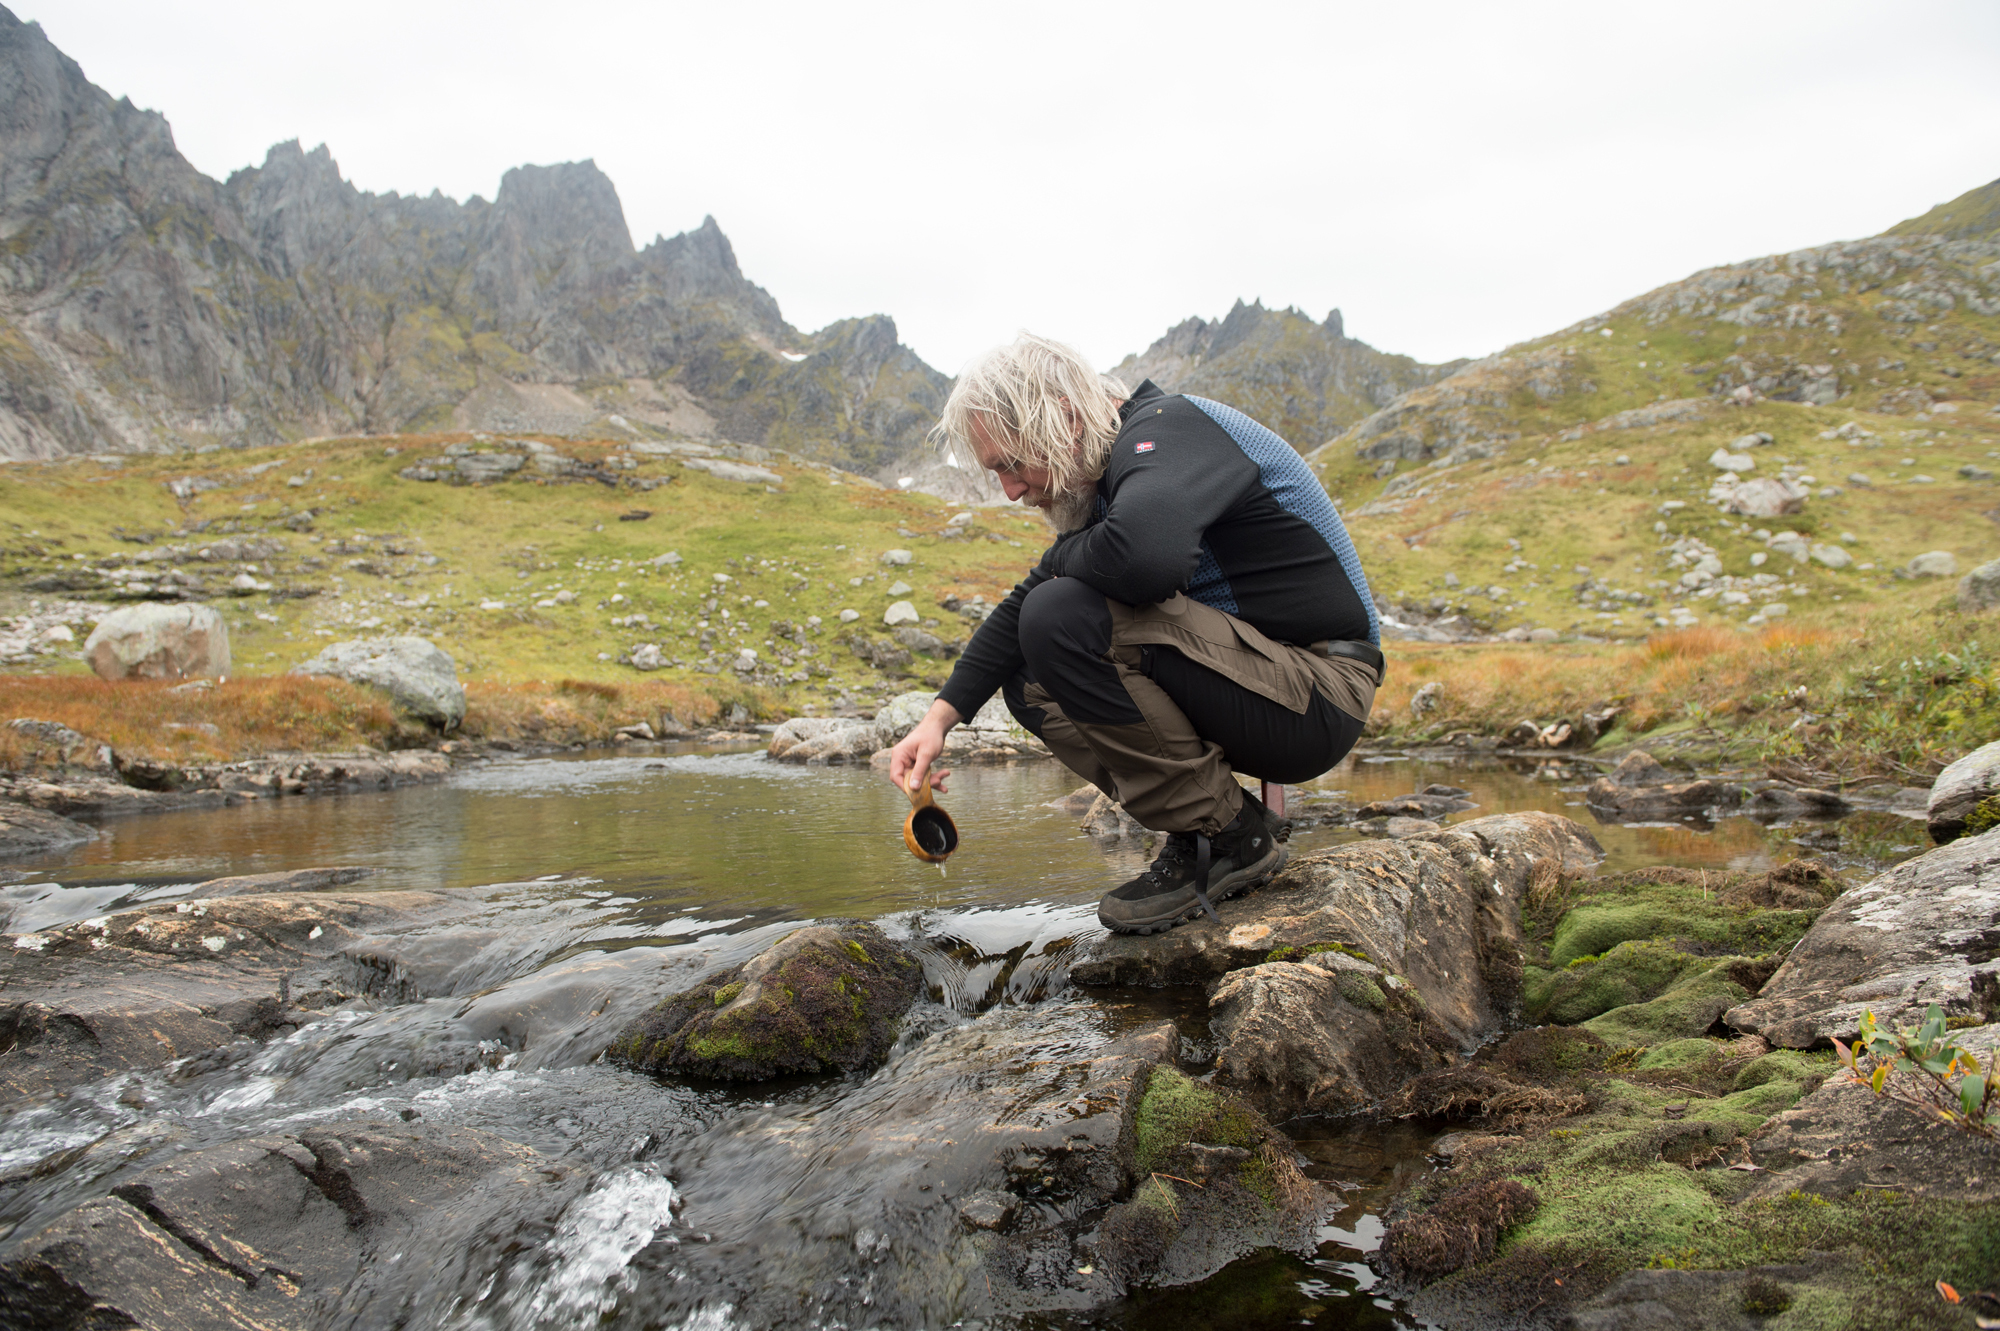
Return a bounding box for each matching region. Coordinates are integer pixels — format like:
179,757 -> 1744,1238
0,742 -> 1926,1328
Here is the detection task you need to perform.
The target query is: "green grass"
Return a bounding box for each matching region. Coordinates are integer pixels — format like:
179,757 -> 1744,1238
0,434 -> 1052,710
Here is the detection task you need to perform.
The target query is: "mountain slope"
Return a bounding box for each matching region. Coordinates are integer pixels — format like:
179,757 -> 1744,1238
1301,174 -> 2000,646
1109,299 -> 1461,451
0,9 -> 945,469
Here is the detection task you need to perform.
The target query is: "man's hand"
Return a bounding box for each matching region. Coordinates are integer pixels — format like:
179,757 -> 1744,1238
888,699 -> 963,795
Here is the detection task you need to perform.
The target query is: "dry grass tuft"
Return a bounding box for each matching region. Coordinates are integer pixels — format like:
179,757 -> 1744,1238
0,675 -> 397,766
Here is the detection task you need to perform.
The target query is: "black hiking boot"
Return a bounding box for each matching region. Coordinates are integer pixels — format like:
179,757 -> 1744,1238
1096,791 -> 1288,935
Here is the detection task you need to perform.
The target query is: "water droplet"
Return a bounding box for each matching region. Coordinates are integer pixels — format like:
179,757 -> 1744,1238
937,862 -> 948,879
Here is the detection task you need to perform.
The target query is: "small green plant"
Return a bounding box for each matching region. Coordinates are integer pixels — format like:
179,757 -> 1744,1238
1833,1004 -> 1999,1139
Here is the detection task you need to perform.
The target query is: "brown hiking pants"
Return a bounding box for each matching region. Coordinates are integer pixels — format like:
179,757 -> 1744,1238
999,578 -> 1378,835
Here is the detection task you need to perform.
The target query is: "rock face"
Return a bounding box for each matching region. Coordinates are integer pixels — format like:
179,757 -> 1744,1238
1724,827 -> 2000,1047
1926,738 -> 2000,843
608,923 -> 925,1079
289,636 -> 466,728
0,1120 -> 590,1331
0,11 -> 944,476
1073,812 -> 1603,1119
82,602 -> 230,679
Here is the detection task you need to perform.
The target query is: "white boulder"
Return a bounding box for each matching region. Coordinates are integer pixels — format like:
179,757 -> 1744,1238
84,603 -> 230,681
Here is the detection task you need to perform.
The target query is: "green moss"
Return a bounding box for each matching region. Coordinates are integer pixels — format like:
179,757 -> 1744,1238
1549,901 -> 1816,968
1965,794 -> 2000,838
1634,1038 -> 1722,1072
1132,1067 -> 1263,1175
1335,972 -> 1389,1012
1581,964 -> 1747,1047
1265,939 -> 1373,965
844,939 -> 874,965
1531,938 -> 1711,1024
711,981 -> 744,1007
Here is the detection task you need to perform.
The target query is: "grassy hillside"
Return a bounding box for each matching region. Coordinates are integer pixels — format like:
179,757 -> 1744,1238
0,437 -> 1043,717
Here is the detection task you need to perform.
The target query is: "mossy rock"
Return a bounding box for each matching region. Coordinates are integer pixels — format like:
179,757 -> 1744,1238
1548,901 -> 1818,968
607,922 -> 923,1080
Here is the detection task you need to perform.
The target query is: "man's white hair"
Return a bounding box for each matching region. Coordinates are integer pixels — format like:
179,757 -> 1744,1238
931,332 -> 1128,497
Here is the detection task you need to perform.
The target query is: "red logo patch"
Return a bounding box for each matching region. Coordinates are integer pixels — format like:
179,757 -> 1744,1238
1134,441 -> 1155,453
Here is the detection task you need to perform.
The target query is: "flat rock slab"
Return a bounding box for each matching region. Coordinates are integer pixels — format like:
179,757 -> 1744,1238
0,1120 -> 586,1331
1746,1023 -> 2000,1204
1726,826 -> 2000,1047
187,866 -> 380,898
0,799 -> 96,859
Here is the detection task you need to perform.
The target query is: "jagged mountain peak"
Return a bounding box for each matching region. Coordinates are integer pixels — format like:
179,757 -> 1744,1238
0,5 -> 946,468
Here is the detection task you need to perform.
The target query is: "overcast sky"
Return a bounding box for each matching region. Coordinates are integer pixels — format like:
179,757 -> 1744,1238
36,1 -> 2000,376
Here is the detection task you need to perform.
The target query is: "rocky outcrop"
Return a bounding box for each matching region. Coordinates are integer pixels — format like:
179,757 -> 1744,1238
2,749 -> 452,816
1073,812 -> 1603,1119
1110,299 -> 1458,450
1960,557 -> 2000,613
0,1121 -> 592,1331
289,636 -> 466,729
82,602 -> 230,679
0,11 -> 944,471
185,866 -> 379,899
1926,738 -> 2000,843
608,923 -> 924,1079
1724,827 -> 2000,1047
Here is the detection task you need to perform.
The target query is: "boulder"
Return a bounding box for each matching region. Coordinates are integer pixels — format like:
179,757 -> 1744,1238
7,717 -> 113,770
767,715 -> 883,764
1725,477 -> 1808,518
884,600 -> 920,626
607,922 -> 925,1079
0,1121 -> 591,1331
941,694 -> 1050,761
1904,550 -> 1958,577
83,602 -> 230,680
1724,827 -> 2000,1047
1073,813 -> 1603,1119
290,636 -> 466,728
1081,792 -> 1153,841
1603,750 -> 1671,786
1959,557 -> 2000,613
681,456 -> 782,484
1927,738 -> 2000,843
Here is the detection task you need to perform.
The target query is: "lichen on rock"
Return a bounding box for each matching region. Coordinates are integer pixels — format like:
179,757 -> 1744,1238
607,922 -> 923,1080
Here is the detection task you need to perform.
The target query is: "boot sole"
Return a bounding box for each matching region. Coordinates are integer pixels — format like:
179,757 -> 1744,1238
1098,842 -> 1290,935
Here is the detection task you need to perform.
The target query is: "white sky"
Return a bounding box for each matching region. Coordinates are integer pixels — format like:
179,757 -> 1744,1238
35,0 -> 2000,376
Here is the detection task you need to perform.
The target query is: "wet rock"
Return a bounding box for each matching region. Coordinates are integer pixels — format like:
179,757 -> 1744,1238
958,1191 -> 1021,1230
0,889 -> 470,1099
186,866 -> 380,898
0,798 -> 97,858
0,1120 -> 588,1331
1741,785 -> 1850,819
1049,783 -> 1103,815
1081,792 -> 1153,842
1958,557 -> 2000,613
1926,737 -> 2000,843
1355,791 -> 1477,820
608,922 -> 924,1079
1725,827 -> 2000,1047
83,602 -> 231,680
1385,815 -> 1442,838
1586,770 -> 1742,820
289,636 -> 466,729
1604,750 -> 1672,786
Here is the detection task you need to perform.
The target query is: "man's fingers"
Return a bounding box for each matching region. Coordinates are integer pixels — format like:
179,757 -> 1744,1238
929,766 -> 952,795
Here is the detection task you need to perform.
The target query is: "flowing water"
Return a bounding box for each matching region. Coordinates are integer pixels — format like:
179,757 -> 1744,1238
0,742 -> 1922,1328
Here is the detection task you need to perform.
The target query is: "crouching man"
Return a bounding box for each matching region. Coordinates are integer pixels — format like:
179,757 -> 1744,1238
887,333 -> 1383,934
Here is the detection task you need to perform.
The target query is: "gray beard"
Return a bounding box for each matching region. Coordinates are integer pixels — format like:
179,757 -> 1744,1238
1042,486 -> 1097,535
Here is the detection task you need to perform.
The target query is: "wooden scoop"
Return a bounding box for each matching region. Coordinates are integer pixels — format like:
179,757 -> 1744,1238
903,773 -> 959,863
